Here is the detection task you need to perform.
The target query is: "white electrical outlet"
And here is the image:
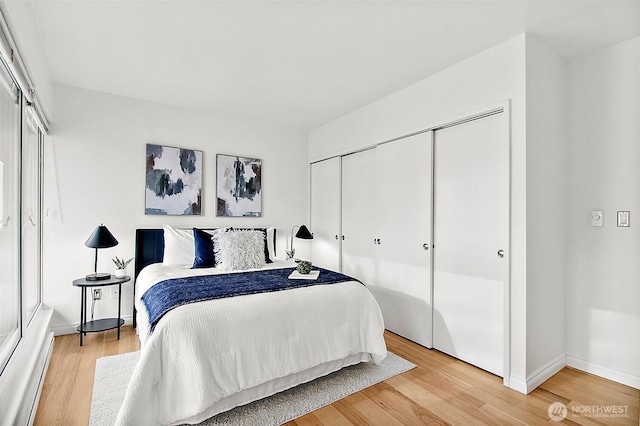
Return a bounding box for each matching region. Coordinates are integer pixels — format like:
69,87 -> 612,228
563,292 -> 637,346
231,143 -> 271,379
92,288 -> 102,300
110,287 -> 119,300
617,211 -> 630,227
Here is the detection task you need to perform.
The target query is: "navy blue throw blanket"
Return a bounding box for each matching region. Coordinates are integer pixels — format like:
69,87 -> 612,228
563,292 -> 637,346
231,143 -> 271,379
142,267 -> 358,331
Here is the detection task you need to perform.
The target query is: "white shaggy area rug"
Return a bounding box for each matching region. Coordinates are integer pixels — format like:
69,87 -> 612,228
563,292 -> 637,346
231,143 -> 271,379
90,351 -> 415,425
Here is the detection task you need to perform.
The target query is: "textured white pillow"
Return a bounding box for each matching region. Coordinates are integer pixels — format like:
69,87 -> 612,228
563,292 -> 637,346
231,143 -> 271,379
215,229 -> 266,271
162,224 -> 194,266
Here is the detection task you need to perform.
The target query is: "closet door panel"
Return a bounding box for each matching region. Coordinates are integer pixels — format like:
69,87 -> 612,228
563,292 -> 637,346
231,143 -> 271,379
310,157 -> 341,271
432,113 -> 508,376
374,132 -> 433,348
341,150 -> 376,285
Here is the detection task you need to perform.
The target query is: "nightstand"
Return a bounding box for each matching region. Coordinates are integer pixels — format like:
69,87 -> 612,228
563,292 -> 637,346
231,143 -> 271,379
72,275 -> 130,346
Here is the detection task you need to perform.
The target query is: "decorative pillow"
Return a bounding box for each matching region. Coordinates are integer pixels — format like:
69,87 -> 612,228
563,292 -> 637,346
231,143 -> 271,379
162,224 -> 194,267
192,228 -> 215,268
232,227 -> 273,264
214,229 -> 266,271
266,227 -> 276,260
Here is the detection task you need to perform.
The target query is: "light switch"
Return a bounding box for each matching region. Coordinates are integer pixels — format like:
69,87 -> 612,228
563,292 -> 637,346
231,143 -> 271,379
617,211 -> 630,227
591,210 -> 604,227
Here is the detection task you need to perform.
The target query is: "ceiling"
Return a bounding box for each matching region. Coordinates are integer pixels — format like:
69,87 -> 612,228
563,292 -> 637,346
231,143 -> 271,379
13,1 -> 640,131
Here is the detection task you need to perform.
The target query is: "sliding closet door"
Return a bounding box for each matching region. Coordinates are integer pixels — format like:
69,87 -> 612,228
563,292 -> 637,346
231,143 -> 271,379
373,132 -> 433,348
310,157 -> 341,271
341,149 -> 376,285
432,113 -> 508,376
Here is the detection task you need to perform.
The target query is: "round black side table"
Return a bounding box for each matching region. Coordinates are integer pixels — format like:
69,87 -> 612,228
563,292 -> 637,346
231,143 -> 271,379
72,275 -> 130,346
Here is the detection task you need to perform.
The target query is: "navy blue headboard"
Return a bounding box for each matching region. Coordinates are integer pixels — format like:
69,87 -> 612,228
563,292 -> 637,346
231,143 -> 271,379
134,229 -> 165,280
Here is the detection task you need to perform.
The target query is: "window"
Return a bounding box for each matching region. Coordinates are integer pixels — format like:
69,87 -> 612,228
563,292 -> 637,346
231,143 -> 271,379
0,60 -> 21,373
0,57 -> 44,373
22,102 -> 43,326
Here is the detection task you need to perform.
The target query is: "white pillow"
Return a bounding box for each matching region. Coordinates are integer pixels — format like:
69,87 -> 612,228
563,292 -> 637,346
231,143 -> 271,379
266,226 -> 276,260
162,224 -> 194,266
215,229 -> 266,271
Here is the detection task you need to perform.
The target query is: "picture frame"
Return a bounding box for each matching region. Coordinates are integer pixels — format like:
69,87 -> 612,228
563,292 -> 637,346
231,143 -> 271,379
145,144 -> 203,215
216,154 -> 262,217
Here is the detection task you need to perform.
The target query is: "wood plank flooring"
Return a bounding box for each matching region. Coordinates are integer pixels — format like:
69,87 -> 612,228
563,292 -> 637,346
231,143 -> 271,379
34,326 -> 140,426
34,327 -> 639,425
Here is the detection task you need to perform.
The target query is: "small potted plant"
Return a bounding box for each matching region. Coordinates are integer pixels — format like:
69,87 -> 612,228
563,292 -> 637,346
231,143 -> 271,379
285,248 -> 295,260
296,260 -> 312,275
113,256 -> 133,278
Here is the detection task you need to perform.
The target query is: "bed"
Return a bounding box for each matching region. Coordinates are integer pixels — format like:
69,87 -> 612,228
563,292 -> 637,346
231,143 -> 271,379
114,226 -> 387,426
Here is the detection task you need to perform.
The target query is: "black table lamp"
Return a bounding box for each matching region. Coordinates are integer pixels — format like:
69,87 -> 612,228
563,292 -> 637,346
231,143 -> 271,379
287,224 -> 313,260
85,224 -> 119,281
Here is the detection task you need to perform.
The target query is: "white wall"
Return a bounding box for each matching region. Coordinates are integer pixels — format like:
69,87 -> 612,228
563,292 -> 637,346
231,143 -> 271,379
1,0 -> 55,120
566,36 -> 640,389
44,84 -> 309,335
310,34 -> 531,388
524,36 -> 567,384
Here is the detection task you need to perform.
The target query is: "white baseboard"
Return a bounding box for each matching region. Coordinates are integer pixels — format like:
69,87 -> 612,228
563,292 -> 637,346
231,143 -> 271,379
526,354 -> 567,393
51,315 -> 133,336
567,355 -> 640,390
510,354 -> 639,394
508,375 -> 528,394
510,354 -> 567,394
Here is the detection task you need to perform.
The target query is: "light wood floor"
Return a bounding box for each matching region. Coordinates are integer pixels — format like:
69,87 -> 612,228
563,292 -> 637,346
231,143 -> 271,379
35,327 -> 639,425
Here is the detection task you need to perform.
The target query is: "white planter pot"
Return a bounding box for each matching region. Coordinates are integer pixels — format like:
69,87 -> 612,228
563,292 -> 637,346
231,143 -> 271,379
115,268 -> 126,278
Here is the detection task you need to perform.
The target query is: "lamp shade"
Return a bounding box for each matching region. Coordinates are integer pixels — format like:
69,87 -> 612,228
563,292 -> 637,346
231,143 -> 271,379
295,224 -> 313,240
85,225 -> 119,249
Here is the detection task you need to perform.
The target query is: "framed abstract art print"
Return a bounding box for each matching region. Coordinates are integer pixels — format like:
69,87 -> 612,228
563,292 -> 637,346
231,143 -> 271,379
145,144 -> 203,215
216,154 -> 262,217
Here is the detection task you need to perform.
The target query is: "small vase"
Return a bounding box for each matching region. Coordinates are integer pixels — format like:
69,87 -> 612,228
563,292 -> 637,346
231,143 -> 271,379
115,268 -> 126,278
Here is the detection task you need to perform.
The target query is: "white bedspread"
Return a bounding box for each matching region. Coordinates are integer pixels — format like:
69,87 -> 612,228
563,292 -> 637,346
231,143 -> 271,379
115,261 -> 387,425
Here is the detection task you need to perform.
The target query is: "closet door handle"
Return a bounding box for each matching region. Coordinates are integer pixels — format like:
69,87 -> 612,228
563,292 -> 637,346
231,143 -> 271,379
497,249 -> 505,258
335,235 -> 339,240
375,238 -> 381,245
423,243 -> 429,250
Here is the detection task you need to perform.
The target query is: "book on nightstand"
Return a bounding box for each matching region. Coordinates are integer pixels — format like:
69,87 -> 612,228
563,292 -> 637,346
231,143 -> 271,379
288,270 -> 320,280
